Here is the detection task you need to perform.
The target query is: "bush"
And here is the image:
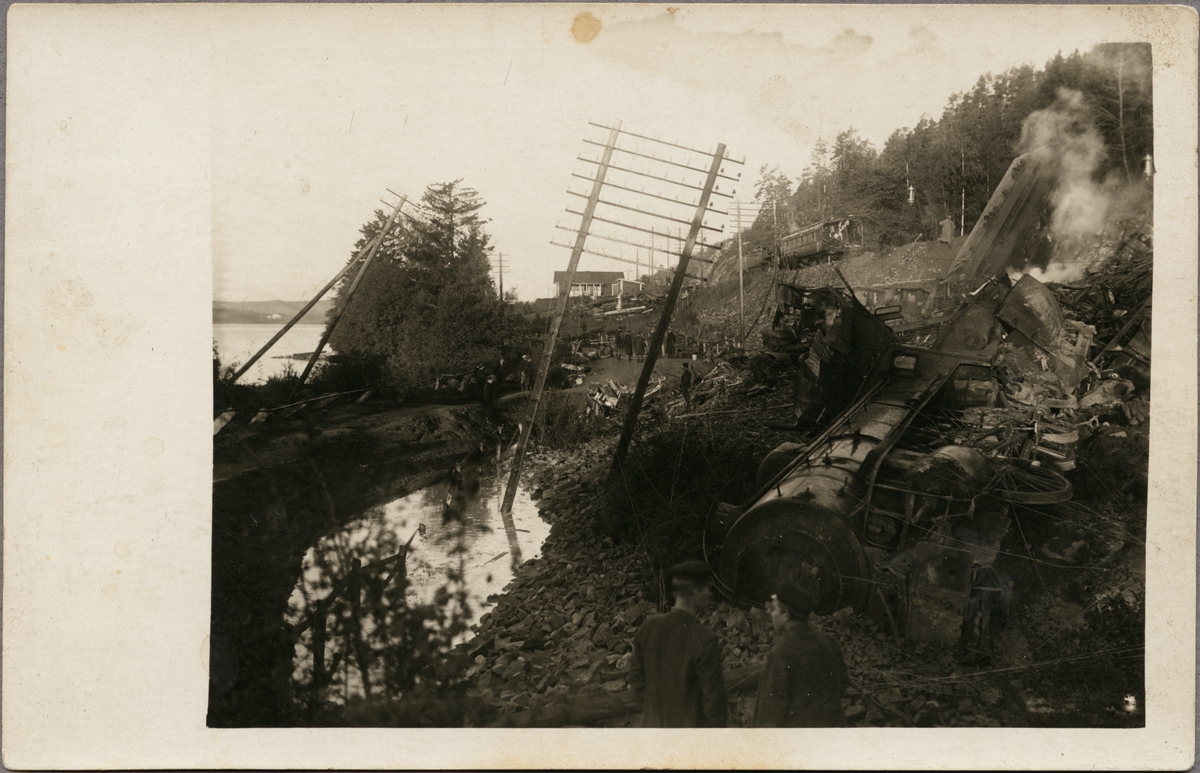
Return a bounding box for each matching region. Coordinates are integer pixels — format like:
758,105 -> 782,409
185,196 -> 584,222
309,351 -> 389,395
285,509 -> 491,726
599,416 -> 771,599
533,391 -> 604,450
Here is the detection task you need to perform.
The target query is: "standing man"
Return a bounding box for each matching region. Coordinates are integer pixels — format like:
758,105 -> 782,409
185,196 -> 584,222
472,363 -> 487,401
938,214 -> 955,247
628,561 -> 728,727
679,361 -> 694,413
519,354 -> 532,391
481,373 -> 499,423
754,582 -> 849,727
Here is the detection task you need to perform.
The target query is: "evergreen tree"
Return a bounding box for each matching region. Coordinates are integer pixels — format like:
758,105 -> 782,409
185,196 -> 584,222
326,181 -> 511,387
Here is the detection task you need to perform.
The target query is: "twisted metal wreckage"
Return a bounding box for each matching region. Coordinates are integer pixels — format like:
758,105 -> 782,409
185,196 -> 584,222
705,147 -> 1150,653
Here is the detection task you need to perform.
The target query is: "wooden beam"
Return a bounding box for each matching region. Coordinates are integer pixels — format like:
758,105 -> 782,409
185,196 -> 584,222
613,144 -> 727,467
293,196 -> 407,391
500,122 -> 623,517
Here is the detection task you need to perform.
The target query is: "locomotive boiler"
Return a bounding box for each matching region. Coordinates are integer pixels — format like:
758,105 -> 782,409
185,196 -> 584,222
706,148 -> 1083,649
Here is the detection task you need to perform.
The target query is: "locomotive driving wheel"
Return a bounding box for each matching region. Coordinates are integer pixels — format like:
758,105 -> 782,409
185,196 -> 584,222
989,458 -> 1073,505
717,500 -> 871,613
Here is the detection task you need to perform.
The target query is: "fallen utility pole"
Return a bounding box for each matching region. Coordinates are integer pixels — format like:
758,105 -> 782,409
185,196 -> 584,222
500,121 -> 623,516
229,232 -> 387,385
613,142 -> 730,468
293,195 -> 408,392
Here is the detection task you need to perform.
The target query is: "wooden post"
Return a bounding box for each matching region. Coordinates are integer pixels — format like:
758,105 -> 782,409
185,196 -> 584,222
614,144 -> 727,467
500,122 -> 622,515
294,196 -> 407,390
228,231 -> 386,384
736,200 -> 745,346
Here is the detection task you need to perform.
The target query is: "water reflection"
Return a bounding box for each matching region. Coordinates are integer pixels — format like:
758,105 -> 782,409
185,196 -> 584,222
285,453 -> 548,706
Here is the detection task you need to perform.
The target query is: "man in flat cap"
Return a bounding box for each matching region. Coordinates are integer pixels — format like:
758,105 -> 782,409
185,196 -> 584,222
628,560 -> 728,727
754,581 -> 849,727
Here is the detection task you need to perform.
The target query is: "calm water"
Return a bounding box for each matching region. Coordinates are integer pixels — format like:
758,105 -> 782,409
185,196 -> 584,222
213,323 -> 326,384
284,458 -> 549,701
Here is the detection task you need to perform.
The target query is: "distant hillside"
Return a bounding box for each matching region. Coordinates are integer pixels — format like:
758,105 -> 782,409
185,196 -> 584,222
213,300 -> 334,325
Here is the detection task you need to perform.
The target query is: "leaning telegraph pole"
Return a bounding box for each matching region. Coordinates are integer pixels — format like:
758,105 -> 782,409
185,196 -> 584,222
735,200 -> 745,345
231,194 -> 407,385
503,121 -> 739,515
500,121 -> 623,516
613,141 -> 736,467
294,195 -> 409,392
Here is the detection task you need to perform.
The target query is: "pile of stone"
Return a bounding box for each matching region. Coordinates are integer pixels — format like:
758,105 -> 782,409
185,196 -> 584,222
460,440 -> 654,716
459,432 -> 1014,727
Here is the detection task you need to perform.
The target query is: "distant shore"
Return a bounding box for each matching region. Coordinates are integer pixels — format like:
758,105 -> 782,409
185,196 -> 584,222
213,299 -> 333,325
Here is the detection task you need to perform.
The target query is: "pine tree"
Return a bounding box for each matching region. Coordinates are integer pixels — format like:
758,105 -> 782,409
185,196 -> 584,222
325,181 -> 511,387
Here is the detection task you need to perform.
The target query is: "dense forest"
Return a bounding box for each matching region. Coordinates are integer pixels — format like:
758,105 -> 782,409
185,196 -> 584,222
735,43 -> 1152,259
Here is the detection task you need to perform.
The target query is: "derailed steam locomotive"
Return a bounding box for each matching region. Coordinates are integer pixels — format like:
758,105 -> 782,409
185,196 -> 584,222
706,148 -> 1088,652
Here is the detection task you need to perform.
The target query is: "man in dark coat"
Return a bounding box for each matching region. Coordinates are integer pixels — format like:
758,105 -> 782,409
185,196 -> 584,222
519,354 -> 533,391
754,582 -> 849,727
481,373 -> 499,423
679,361 -> 694,413
628,561 -> 728,727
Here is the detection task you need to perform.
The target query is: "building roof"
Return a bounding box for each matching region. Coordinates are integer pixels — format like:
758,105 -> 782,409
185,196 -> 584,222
553,271 -> 625,284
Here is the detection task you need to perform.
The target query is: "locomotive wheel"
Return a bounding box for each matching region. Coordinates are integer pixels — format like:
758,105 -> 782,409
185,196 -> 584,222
717,500 -> 870,613
991,459 -> 1072,505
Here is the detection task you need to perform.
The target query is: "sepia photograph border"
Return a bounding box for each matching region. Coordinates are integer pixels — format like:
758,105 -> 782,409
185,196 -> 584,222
2,2 -> 1196,769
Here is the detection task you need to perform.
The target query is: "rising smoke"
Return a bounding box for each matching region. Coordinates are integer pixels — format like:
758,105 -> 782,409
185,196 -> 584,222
1011,87 -> 1151,284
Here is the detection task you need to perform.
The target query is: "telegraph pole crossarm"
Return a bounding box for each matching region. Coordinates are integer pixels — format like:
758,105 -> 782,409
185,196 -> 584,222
562,210 -> 724,252
582,139 -> 741,182
570,173 -> 730,216
577,157 -> 737,198
552,225 -> 715,264
613,143 -> 728,468
546,241 -> 709,280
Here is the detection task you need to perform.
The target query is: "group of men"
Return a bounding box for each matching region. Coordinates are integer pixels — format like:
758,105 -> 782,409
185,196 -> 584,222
614,328 -> 649,362
614,328 -> 680,361
628,561 -> 849,728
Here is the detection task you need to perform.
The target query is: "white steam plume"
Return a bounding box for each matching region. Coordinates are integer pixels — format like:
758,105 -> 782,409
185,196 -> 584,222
1019,88 -> 1113,241
1010,88 -> 1150,284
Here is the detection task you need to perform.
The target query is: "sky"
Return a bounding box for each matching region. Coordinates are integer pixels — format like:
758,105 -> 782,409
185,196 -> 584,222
210,4 -> 1142,303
